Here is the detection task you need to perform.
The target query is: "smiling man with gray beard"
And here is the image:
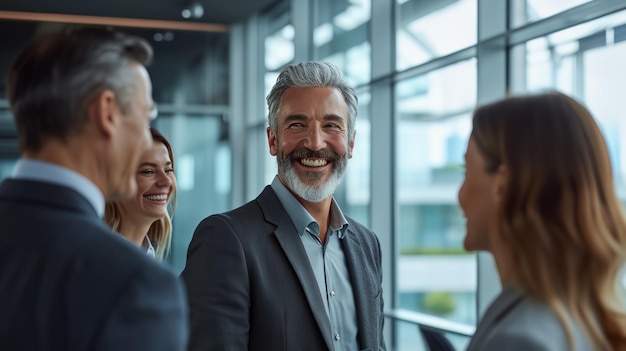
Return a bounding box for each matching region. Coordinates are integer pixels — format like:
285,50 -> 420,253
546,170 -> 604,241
181,61 -> 386,351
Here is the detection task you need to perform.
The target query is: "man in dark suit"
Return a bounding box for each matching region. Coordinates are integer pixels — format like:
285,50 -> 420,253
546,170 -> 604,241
181,62 -> 385,351
0,27 -> 188,350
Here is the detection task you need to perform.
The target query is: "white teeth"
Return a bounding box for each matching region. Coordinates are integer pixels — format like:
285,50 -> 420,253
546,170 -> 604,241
300,159 -> 328,167
145,194 -> 167,201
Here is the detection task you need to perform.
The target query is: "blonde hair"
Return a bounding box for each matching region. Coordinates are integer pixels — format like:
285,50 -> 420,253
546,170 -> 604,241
104,127 -> 176,260
472,92 -> 626,350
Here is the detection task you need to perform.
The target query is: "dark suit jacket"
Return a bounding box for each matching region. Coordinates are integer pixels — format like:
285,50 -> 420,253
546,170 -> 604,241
466,286 -> 593,351
181,186 -> 385,351
0,179 -> 189,351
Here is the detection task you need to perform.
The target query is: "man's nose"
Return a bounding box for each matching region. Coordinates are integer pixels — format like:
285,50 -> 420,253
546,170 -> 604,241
303,126 -> 325,151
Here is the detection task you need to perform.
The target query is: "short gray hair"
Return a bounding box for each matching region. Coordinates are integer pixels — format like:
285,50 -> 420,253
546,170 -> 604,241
266,62 -> 358,140
7,26 -> 153,152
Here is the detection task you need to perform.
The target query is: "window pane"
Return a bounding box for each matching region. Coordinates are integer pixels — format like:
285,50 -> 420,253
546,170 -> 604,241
343,91 -> 371,226
314,0 -> 371,86
155,115 -> 231,274
396,0 -> 477,71
394,60 -> 477,341
511,0 -> 593,28
265,24 -> 295,71
263,3 -> 292,186
0,159 -> 16,181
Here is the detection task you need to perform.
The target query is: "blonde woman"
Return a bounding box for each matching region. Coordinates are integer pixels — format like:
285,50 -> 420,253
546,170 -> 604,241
106,127 -> 177,260
460,92 -> 626,351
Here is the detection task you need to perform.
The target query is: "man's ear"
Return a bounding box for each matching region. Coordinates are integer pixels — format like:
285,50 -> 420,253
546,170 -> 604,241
89,89 -> 118,139
348,130 -> 356,158
267,127 -> 277,156
493,164 -> 508,203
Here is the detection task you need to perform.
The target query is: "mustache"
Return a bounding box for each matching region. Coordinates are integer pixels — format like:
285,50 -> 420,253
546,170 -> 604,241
288,148 -> 339,161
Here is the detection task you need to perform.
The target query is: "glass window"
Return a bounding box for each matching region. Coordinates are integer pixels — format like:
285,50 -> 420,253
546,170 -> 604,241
396,0 -> 477,71
342,90 -> 371,226
314,0 -> 371,86
394,59 -> 477,344
0,159 -> 17,181
155,115 -> 231,274
265,25 -> 295,72
510,0 -> 593,28
263,3 -> 293,186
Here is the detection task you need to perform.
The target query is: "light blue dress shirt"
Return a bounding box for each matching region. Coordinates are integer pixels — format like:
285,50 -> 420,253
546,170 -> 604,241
271,175 -> 359,351
12,159 -> 105,217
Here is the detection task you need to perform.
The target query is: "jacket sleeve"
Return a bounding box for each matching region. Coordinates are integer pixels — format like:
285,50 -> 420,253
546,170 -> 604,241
180,214 -> 250,351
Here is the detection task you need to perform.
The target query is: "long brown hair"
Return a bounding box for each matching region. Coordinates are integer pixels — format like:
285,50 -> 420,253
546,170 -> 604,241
472,92 -> 626,350
105,127 -> 176,260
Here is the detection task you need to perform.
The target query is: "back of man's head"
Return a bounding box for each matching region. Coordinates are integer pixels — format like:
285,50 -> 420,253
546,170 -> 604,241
6,26 -> 153,152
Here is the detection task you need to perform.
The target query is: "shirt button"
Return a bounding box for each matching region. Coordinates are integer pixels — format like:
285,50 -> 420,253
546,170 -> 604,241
330,290 -> 336,297
335,334 -> 341,341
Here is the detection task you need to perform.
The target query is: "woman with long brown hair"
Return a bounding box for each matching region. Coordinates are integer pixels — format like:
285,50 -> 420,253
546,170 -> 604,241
460,92 -> 626,350
105,127 -> 177,260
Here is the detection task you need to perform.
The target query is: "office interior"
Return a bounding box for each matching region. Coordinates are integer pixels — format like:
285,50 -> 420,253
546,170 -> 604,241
1,0 -> 626,349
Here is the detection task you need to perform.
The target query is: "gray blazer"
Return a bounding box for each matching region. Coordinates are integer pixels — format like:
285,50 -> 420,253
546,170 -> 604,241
466,285 -> 593,351
181,186 -> 385,351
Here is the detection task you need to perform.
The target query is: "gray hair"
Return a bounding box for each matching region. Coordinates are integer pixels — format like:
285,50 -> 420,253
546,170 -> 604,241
7,26 -> 153,152
266,62 -> 358,140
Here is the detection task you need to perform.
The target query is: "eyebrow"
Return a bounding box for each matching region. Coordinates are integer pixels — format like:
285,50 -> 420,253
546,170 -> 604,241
284,114 -> 307,123
324,114 -> 345,123
139,161 -> 172,168
283,114 -> 346,123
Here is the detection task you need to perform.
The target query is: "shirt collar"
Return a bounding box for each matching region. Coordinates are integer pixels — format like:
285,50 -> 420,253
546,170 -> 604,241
12,159 -> 105,217
270,175 -> 349,238
143,236 -> 156,259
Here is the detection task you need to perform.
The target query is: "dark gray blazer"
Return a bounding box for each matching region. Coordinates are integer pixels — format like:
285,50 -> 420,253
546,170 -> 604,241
181,186 -> 385,351
466,285 -> 593,351
0,179 -> 188,351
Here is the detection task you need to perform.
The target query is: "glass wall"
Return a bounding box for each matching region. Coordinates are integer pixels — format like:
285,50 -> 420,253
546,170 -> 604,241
314,0 -> 371,85
510,0 -> 593,27
394,58 -> 476,349
396,0 -> 477,70
263,3 -> 294,186
155,114 -> 231,273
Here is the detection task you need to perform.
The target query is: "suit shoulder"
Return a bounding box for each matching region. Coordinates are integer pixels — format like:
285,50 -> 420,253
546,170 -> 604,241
194,197 -> 269,238
490,298 -> 592,351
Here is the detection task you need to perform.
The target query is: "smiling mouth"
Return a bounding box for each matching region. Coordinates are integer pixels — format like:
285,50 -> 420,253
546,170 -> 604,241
145,194 -> 167,201
300,158 -> 329,167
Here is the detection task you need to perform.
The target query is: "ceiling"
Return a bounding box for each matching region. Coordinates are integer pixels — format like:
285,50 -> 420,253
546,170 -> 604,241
0,0 -> 281,98
0,0 -> 279,24
0,0 -> 280,155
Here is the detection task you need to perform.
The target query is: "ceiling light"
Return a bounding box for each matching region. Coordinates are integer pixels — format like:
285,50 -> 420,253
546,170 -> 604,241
181,2 -> 204,19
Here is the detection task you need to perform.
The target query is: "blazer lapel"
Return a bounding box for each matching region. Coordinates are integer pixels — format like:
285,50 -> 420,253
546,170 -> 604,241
257,187 -> 335,351
342,228 -> 376,348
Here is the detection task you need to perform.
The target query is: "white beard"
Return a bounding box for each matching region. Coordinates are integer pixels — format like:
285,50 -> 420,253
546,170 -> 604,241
277,149 -> 347,203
